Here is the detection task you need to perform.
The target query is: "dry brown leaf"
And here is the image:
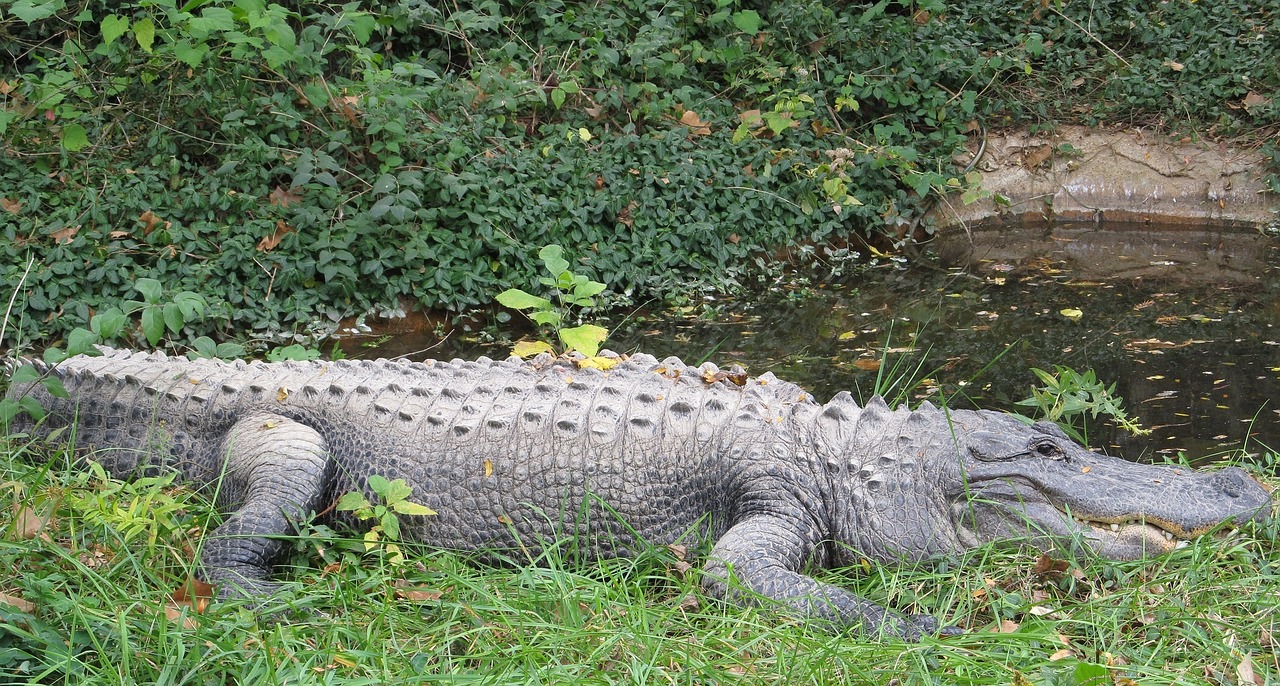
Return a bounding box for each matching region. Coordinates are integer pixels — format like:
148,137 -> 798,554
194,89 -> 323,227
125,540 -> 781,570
994,619 -> 1020,633
0,197 -> 20,214
1242,91 -> 1271,113
268,186 -> 303,208
392,579 -> 443,602
50,225 -> 79,244
0,592 -> 35,613
11,503 -> 52,539
616,199 -> 637,228
1021,144 -> 1053,169
1237,655 -> 1263,686
257,220 -> 294,252
164,603 -> 200,629
679,109 -> 712,136
853,359 -> 882,371
78,544 -> 111,569
1163,60 -> 1184,72
1048,648 -> 1074,661
331,94 -> 361,125
138,210 -> 172,236
678,592 -> 700,611
170,577 -> 214,615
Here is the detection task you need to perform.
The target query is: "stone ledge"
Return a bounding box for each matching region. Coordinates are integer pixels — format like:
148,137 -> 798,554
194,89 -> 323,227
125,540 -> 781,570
929,125 -> 1278,231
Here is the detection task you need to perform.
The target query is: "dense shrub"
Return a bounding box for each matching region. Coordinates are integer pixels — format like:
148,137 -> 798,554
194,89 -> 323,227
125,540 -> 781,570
1,0 -> 1275,347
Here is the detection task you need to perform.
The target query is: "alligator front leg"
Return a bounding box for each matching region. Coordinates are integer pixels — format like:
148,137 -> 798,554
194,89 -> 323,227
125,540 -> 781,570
201,413 -> 331,598
702,515 -> 942,640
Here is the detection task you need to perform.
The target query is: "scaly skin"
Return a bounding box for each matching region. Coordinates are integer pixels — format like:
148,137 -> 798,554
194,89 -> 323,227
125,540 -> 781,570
5,348 -> 1272,639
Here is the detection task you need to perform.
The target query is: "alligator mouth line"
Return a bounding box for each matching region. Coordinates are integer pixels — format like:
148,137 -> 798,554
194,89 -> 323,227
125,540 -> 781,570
1067,514 -> 1190,548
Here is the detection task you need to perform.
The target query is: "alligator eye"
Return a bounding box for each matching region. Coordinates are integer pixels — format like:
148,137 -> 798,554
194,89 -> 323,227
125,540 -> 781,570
1034,440 -> 1064,459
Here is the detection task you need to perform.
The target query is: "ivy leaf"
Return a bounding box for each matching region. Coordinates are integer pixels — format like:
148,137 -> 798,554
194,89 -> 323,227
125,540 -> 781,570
140,308 -> 164,345
133,17 -> 155,52
61,124 -> 89,152
173,40 -> 210,68
189,7 -> 235,34
100,15 -> 130,47
731,10 -> 762,34
133,277 -> 163,304
7,0 -> 66,24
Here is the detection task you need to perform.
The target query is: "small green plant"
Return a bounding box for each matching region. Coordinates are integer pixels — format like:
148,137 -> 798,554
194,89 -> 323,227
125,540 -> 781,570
264,344 -> 322,362
335,475 -> 437,565
495,245 -> 610,358
1016,366 -> 1149,442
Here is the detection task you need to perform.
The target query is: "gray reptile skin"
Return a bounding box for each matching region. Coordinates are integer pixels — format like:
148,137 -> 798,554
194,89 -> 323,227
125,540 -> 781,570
5,347 -> 1272,639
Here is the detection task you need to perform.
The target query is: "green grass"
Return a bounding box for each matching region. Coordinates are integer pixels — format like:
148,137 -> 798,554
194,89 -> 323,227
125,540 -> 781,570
1,439 -> 1276,685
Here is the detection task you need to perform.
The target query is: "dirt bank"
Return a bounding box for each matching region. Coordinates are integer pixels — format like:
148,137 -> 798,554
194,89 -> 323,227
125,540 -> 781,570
930,125 -> 1278,231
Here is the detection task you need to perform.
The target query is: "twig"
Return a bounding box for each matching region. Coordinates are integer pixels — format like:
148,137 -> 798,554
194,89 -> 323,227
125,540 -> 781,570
1047,6 -> 1130,68
0,256 -> 36,354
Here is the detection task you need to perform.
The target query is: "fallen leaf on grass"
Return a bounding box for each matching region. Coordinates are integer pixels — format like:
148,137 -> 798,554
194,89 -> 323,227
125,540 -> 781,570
1238,655 -> 1264,686
1048,648 -> 1074,661
11,503 -> 53,539
0,592 -> 35,613
0,197 -> 20,214
392,579 -> 443,602
993,619 -> 1020,633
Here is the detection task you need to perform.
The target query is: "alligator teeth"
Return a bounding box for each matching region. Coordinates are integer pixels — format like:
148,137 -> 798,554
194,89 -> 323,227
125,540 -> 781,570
1163,531 -> 1173,541
1110,523 -> 1119,532
1175,540 -> 1190,549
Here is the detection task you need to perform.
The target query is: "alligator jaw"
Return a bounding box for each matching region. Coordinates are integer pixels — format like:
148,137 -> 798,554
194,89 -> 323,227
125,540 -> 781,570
1065,515 -> 1190,555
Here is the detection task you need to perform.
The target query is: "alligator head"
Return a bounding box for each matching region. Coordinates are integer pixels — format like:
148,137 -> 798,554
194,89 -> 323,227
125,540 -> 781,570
820,398 -> 1273,563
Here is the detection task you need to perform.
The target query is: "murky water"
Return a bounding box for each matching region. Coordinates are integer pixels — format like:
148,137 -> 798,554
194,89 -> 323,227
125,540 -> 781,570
351,224 -> 1280,463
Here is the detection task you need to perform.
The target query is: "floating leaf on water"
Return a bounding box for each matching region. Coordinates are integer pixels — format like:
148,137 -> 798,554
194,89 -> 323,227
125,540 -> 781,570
1059,308 -> 1083,321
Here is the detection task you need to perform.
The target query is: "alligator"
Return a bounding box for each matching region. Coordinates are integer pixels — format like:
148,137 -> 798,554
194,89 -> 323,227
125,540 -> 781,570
4,348 -> 1272,639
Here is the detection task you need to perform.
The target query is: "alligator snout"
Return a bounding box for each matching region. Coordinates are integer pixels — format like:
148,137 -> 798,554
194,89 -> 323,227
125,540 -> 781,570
1210,467 -> 1272,522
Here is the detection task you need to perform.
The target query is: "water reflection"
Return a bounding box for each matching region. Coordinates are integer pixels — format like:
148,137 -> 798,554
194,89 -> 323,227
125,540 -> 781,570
355,224 -> 1279,463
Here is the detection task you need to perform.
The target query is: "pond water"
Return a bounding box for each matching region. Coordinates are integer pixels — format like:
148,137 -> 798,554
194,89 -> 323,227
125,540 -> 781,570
351,223 -> 1280,464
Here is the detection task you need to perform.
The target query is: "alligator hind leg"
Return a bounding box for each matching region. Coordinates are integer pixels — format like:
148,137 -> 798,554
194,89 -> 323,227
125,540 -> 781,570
200,413 -> 331,598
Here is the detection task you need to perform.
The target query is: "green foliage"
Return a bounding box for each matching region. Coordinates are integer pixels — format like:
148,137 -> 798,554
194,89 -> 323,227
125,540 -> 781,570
496,245 -> 609,357
0,0 -> 1275,349
265,343 -> 321,362
1,275 -> 211,423
1016,366 -> 1149,443
335,474 -> 436,565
